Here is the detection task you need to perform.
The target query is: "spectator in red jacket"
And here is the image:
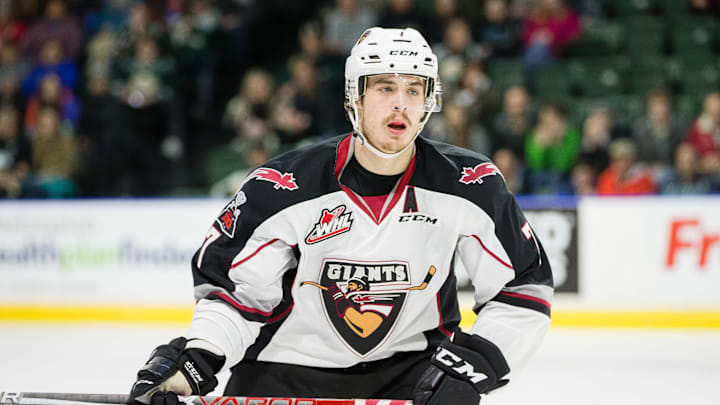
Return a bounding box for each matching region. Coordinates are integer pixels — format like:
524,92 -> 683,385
596,139 -> 656,195
522,0 -> 580,67
686,92 -> 720,174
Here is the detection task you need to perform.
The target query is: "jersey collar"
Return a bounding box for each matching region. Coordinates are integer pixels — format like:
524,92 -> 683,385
334,134 -> 417,225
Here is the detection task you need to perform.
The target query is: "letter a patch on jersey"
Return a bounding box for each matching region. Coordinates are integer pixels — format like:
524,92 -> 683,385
305,205 -> 354,244
215,191 -> 247,238
458,162 -> 503,185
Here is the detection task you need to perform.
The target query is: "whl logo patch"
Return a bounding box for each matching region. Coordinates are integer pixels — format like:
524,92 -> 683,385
459,162 -> 502,185
305,205 -> 354,244
249,167 -> 299,190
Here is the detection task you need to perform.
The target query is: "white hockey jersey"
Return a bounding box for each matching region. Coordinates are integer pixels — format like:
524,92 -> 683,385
186,134 -> 553,375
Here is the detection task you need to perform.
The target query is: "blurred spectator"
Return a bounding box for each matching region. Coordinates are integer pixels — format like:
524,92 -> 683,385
322,0 -> 377,55
21,0 -> 83,61
490,85 -> 533,160
660,142 -> 715,194
596,139 -> 656,195
24,107 -> 78,198
525,102 -> 579,193
111,36 -> 175,194
0,106 -> 30,197
112,36 -> 175,112
298,21 -> 346,94
689,0 -> 720,14
75,72 -> 126,196
426,102 -> 490,154
578,106 -> 625,175
453,61 -> 492,116
570,161 -> 595,194
24,73 -> 80,133
223,68 -> 278,145
521,0 -> 580,67
272,54 -> 337,145
478,0 -> 522,59
21,38 -> 79,96
126,1 -> 166,45
0,71 -> 22,112
434,18 -> 486,92
686,92 -> 720,175
422,0 -> 459,45
378,0 -> 424,30
0,42 -> 28,111
169,0 -> 220,120
83,0 -> 132,37
0,0 -> 26,53
493,147 -> 525,194
632,89 -> 687,170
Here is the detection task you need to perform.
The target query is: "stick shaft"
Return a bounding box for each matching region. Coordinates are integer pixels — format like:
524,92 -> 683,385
0,393 -> 412,405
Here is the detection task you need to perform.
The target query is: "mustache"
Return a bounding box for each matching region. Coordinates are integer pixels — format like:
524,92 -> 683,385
383,112 -> 412,126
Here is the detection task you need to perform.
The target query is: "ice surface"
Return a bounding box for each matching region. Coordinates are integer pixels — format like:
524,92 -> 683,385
1,324 -> 718,405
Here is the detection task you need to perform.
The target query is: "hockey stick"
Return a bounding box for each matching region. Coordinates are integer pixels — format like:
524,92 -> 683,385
0,393 -> 412,405
300,266 -> 436,292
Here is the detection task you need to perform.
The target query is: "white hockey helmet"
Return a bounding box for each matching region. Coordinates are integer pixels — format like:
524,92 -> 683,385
344,27 -> 442,159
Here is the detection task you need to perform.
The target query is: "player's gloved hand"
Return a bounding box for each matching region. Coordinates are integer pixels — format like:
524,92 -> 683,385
413,331 -> 510,405
128,337 -> 225,405
326,283 -> 351,317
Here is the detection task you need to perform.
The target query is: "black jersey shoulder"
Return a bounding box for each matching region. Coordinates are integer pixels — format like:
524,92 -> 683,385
226,135 -> 344,239
242,135 -> 344,206
412,136 -> 510,206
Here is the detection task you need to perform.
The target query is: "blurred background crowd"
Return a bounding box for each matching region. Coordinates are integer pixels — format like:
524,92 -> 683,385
0,0 -> 719,198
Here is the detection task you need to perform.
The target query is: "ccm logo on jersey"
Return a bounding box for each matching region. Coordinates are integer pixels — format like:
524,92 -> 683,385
459,162 -> 503,185
249,167 -> 299,190
435,348 -> 488,384
305,205 -> 354,244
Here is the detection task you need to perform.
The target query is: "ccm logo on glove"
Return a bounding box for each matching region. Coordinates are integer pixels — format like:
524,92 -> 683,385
434,348 -> 488,384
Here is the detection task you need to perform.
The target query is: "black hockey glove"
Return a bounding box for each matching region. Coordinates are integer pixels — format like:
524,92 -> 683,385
413,331 -> 510,405
128,337 -> 225,405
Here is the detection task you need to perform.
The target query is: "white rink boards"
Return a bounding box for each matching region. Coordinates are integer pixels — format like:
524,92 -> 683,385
0,323 -> 718,405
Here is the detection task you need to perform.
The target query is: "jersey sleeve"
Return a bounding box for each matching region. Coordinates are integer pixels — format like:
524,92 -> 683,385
455,171 -> 553,374
185,179 -> 300,370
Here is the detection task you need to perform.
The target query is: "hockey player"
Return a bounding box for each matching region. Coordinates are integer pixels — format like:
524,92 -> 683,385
129,27 -> 553,405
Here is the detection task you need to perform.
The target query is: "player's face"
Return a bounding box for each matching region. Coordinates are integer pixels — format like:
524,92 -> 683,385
347,281 -> 361,292
358,74 -> 427,154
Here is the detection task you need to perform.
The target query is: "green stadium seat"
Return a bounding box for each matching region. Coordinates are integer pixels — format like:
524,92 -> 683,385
204,145 -> 247,185
624,31 -> 666,55
657,0 -> 690,15
534,62 -> 574,100
676,94 -> 701,121
671,24 -> 717,55
571,58 -> 628,97
565,23 -> 623,58
488,58 -> 526,91
610,0 -> 663,16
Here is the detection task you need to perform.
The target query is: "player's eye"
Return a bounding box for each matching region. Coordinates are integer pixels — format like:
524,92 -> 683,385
408,89 -> 420,96
380,86 -> 393,92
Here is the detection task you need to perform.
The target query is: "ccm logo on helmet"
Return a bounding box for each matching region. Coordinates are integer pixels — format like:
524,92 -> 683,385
435,348 -> 488,384
389,50 -> 419,56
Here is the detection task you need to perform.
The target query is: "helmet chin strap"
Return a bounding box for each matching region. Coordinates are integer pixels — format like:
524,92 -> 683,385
353,130 -> 416,159
349,102 -> 433,160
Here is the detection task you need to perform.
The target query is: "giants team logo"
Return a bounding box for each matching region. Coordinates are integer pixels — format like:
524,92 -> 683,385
305,205 -> 354,244
248,167 -> 299,191
301,260 -> 436,357
215,191 -> 247,238
458,162 -> 503,185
